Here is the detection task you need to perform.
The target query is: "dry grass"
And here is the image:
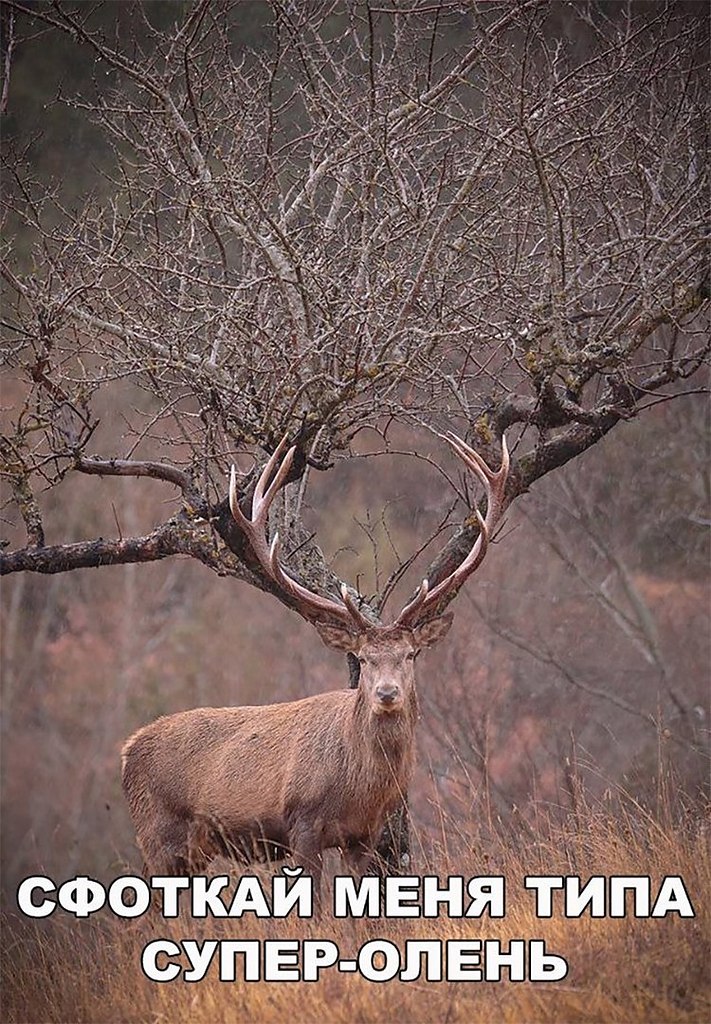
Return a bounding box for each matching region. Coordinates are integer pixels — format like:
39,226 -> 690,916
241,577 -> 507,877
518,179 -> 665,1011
2,798 -> 709,1024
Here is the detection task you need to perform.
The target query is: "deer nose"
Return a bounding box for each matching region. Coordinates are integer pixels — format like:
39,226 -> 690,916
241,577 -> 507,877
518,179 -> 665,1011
375,683 -> 400,705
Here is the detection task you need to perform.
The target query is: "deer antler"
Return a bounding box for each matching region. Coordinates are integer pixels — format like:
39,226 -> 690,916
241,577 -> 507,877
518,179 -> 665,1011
229,436 -> 371,630
393,432 -> 509,628
230,432 -> 509,633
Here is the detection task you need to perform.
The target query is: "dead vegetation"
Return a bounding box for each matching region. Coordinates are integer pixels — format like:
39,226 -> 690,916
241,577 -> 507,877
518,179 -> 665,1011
2,786 -> 709,1024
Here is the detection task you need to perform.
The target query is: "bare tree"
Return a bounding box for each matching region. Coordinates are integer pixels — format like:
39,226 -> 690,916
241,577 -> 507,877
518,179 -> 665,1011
1,1 -> 707,597
0,0 -> 708,880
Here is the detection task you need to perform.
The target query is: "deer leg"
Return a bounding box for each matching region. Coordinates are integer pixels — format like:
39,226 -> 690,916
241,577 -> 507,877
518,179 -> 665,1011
288,823 -> 324,911
343,840 -> 377,876
186,816 -> 218,873
140,814 -> 191,876
376,800 -> 411,876
131,815 -> 191,917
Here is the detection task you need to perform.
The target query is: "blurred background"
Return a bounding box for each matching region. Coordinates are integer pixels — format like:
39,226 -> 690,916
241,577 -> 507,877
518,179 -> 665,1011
1,1 -> 709,897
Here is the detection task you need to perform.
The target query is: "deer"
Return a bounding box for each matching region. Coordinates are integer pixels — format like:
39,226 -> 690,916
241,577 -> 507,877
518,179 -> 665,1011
121,431 -> 509,900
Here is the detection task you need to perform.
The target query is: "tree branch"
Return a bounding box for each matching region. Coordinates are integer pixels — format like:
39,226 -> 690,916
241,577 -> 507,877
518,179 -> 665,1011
75,456 -> 206,512
0,517 -> 221,576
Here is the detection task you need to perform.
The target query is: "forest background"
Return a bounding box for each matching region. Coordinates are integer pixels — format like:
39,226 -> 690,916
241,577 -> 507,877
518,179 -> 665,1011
0,3 -> 709,1023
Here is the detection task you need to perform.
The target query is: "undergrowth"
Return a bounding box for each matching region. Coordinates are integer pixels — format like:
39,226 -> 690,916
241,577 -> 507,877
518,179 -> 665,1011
2,787 -> 709,1024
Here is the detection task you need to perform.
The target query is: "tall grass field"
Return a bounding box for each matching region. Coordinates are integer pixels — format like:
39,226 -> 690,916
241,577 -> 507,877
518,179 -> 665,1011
2,787 -> 708,1024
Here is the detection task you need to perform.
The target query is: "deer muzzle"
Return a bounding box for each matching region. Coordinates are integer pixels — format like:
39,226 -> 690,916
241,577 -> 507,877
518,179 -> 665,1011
374,682 -> 402,710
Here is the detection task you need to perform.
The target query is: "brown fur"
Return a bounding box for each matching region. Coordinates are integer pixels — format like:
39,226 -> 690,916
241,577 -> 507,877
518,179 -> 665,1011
121,619 -> 451,894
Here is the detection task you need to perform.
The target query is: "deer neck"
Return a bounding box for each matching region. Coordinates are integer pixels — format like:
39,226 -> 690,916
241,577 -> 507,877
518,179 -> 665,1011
351,687 -> 418,765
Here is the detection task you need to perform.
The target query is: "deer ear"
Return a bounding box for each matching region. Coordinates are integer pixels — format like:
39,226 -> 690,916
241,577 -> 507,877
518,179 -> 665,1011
314,622 -> 359,652
412,613 -> 453,649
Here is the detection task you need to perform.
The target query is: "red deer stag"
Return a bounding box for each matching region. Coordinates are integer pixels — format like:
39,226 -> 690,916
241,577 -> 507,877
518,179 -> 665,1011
122,432 -> 509,895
